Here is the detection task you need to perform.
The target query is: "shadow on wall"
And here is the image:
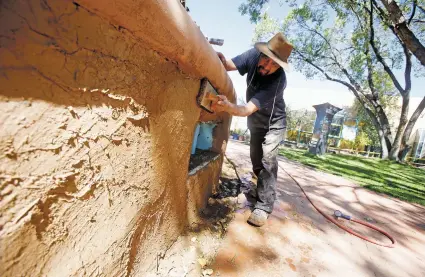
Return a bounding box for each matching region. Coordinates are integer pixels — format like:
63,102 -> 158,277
0,0 -> 234,276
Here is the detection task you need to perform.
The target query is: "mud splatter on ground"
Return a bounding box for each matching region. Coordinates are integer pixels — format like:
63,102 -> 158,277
301,257 -> 310,263
213,177 -> 240,199
285,257 -> 297,272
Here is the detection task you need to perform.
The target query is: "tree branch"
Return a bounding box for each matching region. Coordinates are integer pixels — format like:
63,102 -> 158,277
403,42 -> 413,94
348,2 -> 366,30
369,0 -> 404,46
366,57 -> 377,96
367,1 -> 405,94
378,0 -> 425,67
362,7 -> 395,138
408,0 -> 417,26
295,49 -> 377,121
367,0 -> 377,98
368,0 -> 407,49
298,19 -> 366,92
295,50 -> 356,92
296,18 -> 342,60
401,96 -> 425,149
370,0 -> 389,22
346,0 -> 381,90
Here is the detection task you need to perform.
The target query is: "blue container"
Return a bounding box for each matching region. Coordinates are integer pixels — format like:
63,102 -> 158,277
191,124 -> 200,154
191,123 -> 216,154
197,123 -> 216,150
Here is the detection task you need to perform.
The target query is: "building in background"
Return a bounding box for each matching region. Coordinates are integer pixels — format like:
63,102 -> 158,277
410,128 -> 425,162
328,110 -> 358,142
285,107 -> 359,148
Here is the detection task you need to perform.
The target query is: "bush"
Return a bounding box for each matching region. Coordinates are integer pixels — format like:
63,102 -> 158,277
339,139 -> 354,150
354,131 -> 370,151
231,129 -> 245,135
299,132 -> 312,145
286,129 -> 298,142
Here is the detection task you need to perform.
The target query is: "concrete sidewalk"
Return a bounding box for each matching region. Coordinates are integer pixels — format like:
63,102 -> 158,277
211,140 -> 425,277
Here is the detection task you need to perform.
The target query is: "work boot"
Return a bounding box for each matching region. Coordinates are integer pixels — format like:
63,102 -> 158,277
247,209 -> 269,227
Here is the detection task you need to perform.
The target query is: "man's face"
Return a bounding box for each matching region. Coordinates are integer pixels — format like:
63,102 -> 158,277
257,54 -> 281,76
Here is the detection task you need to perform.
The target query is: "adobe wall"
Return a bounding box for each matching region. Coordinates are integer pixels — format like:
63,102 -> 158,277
0,0 -> 234,276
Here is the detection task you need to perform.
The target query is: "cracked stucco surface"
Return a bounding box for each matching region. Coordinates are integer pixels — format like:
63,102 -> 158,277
0,1 -> 227,276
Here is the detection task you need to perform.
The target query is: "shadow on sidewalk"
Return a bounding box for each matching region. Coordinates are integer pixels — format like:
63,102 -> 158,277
211,141 -> 425,277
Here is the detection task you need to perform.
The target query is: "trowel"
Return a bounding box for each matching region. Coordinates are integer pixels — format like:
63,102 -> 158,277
196,78 -> 219,113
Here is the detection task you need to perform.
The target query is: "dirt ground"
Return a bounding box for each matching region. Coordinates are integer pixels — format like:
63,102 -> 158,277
155,140 -> 425,277
211,141 -> 425,277
151,155 -> 241,277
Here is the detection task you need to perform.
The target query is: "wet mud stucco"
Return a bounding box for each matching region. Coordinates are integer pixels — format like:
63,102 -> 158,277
0,1 -> 234,276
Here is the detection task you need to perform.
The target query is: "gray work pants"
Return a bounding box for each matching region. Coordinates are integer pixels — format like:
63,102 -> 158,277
249,128 -> 284,213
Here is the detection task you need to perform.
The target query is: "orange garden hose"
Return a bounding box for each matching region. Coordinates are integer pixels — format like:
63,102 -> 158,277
280,166 -> 396,248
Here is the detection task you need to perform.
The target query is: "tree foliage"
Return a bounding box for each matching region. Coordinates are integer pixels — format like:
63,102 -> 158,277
355,130 -> 371,150
239,0 -> 425,160
286,106 -> 316,131
351,95 -> 400,146
239,0 -> 278,23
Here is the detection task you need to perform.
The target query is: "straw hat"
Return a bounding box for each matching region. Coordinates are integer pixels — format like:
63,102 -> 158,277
254,33 -> 293,71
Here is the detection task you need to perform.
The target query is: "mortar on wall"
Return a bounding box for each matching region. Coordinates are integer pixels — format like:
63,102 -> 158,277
0,0 -> 235,276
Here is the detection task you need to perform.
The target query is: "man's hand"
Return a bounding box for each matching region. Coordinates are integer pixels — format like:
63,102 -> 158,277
216,52 -> 237,71
212,96 -> 259,117
211,95 -> 232,113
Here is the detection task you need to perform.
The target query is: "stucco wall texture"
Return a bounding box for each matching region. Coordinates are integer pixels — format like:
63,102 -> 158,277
0,1 -> 235,276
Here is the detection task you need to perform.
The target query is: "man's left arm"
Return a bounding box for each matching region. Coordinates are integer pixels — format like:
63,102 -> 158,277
212,95 -> 259,117
217,52 -> 237,72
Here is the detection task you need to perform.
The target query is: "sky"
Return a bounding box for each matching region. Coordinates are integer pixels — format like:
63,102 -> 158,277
188,0 -> 424,129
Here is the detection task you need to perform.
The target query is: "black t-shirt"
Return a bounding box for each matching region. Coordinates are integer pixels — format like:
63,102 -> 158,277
232,48 -> 287,131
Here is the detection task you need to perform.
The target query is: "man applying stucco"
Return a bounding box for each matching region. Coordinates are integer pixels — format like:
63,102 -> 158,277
213,33 -> 293,227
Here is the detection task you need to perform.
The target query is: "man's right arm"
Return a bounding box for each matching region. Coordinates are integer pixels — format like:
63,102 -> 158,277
212,95 -> 259,117
217,52 -> 237,71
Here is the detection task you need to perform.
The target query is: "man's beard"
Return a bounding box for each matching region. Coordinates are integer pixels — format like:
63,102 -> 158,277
257,66 -> 269,76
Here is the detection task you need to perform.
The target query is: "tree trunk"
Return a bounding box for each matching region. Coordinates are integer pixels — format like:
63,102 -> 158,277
389,94 -> 410,160
379,0 -> 425,66
370,100 -> 394,154
399,96 -> 425,161
376,107 -> 394,150
384,136 -> 392,155
379,127 -> 389,159
362,104 -> 391,159
372,102 -> 393,135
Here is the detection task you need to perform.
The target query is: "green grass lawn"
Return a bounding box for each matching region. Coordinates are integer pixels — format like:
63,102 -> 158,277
279,147 -> 425,206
